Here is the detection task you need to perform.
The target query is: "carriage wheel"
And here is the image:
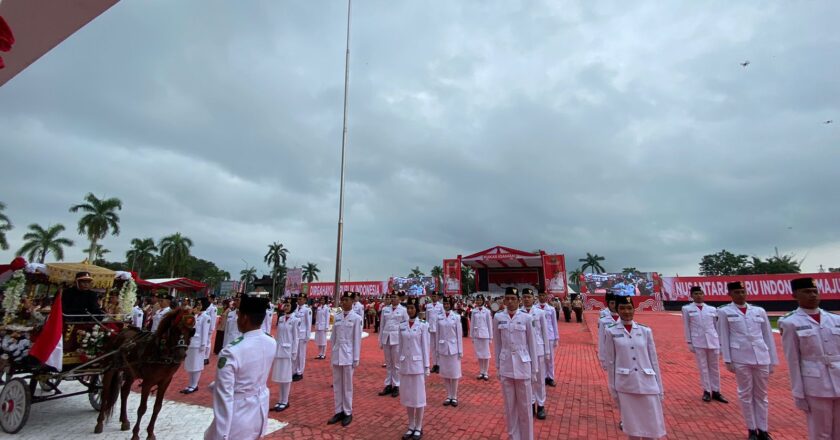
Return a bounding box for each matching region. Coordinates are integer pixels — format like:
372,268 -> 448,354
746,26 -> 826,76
88,374 -> 103,412
0,378 -> 31,434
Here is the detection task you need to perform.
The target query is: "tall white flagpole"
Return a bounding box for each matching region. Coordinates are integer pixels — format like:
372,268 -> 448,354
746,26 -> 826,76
333,0 -> 352,307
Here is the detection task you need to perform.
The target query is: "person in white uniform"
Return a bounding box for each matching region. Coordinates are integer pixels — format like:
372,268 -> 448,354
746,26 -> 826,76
270,300 -> 299,412
204,293 -> 276,440
437,298 -> 463,406
494,287 -> 539,440
470,294 -> 493,380
537,290 -> 559,387
222,296 -> 242,349
399,298 -> 430,440
261,301 -> 275,335
522,288 -> 550,420
379,292 -> 408,398
292,294 -> 312,381
151,294 -> 172,332
352,295 -> 365,319
681,286 -> 729,404
598,294 -> 621,370
603,296 -> 666,440
327,291 -> 363,427
314,297 -> 330,359
131,299 -> 145,329
779,277 -> 840,440
424,292 -> 444,373
182,298 -> 212,394
717,281 -> 778,440
205,295 -> 218,361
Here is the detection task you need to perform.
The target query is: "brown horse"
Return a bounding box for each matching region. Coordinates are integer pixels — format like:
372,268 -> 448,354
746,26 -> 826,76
95,307 -> 196,440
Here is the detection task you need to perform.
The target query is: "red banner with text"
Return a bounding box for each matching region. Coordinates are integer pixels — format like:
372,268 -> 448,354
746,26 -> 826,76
443,258 -> 462,296
661,273 -> 840,302
542,254 -> 567,296
306,281 -> 387,298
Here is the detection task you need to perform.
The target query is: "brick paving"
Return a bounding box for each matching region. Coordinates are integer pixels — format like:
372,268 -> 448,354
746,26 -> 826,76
17,311 -> 809,439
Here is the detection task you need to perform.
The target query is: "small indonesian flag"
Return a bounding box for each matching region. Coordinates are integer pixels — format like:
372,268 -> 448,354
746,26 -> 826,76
30,289 -> 63,370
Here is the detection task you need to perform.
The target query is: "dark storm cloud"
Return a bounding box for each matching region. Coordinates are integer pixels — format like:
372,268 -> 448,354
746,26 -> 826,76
1,0 -> 838,279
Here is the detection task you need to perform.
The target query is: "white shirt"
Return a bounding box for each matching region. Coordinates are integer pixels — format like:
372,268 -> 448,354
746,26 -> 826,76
779,308 -> 840,399
717,303 -> 778,366
380,304 -> 408,346
131,306 -> 144,328
151,306 -> 171,332
681,302 -> 720,349
470,306 -> 493,340
493,310 -> 539,380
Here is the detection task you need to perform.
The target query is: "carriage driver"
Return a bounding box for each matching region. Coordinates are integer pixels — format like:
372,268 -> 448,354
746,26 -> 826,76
62,271 -> 105,319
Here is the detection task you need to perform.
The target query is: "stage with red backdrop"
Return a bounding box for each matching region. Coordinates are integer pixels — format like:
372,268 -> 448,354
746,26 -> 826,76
449,245 -> 568,297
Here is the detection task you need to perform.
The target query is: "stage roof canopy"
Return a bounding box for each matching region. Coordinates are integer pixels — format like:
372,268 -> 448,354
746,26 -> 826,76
461,245 -> 543,269
143,277 -> 207,291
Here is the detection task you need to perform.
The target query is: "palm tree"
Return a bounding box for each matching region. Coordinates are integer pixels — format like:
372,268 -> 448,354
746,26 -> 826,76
430,265 -> 443,290
158,233 -> 193,277
202,267 -> 231,294
126,237 -> 158,276
69,193 -> 122,262
302,262 -> 320,283
82,244 -> 110,261
579,253 -> 606,274
568,268 -> 584,289
0,202 -> 12,251
264,242 -> 289,298
240,266 -> 257,292
621,267 -> 638,276
17,223 -> 74,263
408,266 -> 425,278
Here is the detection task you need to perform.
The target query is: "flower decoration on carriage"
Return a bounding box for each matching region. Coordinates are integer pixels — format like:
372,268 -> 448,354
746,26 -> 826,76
76,325 -> 106,359
117,277 -> 137,319
1,270 -> 26,325
0,331 -> 31,362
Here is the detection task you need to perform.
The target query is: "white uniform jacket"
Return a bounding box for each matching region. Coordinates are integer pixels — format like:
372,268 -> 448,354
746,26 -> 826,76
261,307 -> 274,335
352,301 -> 365,318
598,314 -> 620,368
436,311 -> 463,357
131,306 -> 144,328
603,321 -> 663,396
599,308 -> 611,320
537,302 -> 559,345
780,308 -> 840,399
470,306 -> 493,340
331,311 -> 362,366
223,310 -> 241,348
151,306 -> 171,332
493,310 -> 539,380
399,320 -> 430,375
682,303 -> 720,349
425,302 -> 444,333
380,304 -> 408,346
204,330 -> 276,440
315,305 -> 331,331
294,304 -> 312,340
274,314 -> 300,360
523,307 -> 550,356
717,303 -> 778,366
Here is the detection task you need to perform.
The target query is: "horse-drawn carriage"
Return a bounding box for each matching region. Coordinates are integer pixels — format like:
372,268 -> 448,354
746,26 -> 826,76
0,314 -> 126,434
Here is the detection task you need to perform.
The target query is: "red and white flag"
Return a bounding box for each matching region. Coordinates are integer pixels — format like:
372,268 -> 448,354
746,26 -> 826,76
30,289 -> 63,370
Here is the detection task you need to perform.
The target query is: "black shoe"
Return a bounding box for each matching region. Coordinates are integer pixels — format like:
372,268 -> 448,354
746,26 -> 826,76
327,412 -> 346,424
702,391 -> 712,402
536,405 -> 546,420
341,414 -> 353,427
184,386 -> 198,394
403,430 -> 415,440
712,391 -> 729,404
748,429 -> 759,440
391,386 -> 399,398
450,399 -> 458,407
757,430 -> 772,440
412,430 -> 422,439
378,385 -> 393,396
532,403 -> 537,415
443,399 -> 452,406
546,378 -> 556,387
292,374 -> 303,382
431,365 -> 439,374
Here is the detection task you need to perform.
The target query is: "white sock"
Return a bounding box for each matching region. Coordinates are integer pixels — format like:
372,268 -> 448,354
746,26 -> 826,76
451,379 -> 459,400
406,407 -> 415,430
189,372 -> 200,388
415,407 -> 424,430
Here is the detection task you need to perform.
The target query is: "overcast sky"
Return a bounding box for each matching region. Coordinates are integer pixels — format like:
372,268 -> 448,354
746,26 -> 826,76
1,0 -> 838,281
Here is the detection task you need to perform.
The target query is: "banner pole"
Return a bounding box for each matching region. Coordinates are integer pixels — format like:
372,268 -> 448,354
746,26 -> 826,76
334,0 -> 352,307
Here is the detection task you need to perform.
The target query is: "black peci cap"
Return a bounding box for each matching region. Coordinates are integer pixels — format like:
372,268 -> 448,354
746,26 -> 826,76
727,281 -> 745,291
505,287 -> 519,297
791,277 -> 817,291
690,286 -> 703,294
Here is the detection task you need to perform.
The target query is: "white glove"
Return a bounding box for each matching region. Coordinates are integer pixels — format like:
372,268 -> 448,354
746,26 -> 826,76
687,344 -> 695,353
424,367 -> 430,377
352,361 -> 359,368
725,363 -> 735,373
795,397 -> 810,412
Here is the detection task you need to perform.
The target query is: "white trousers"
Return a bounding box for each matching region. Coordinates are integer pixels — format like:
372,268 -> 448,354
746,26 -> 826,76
384,344 -> 400,386
733,363 -> 770,431
501,376 -> 534,440
277,382 -> 291,405
295,338 -> 307,374
531,355 -> 546,406
429,331 -> 437,365
693,348 -> 721,392
804,396 -> 840,440
545,343 -> 556,381
332,365 -> 354,415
